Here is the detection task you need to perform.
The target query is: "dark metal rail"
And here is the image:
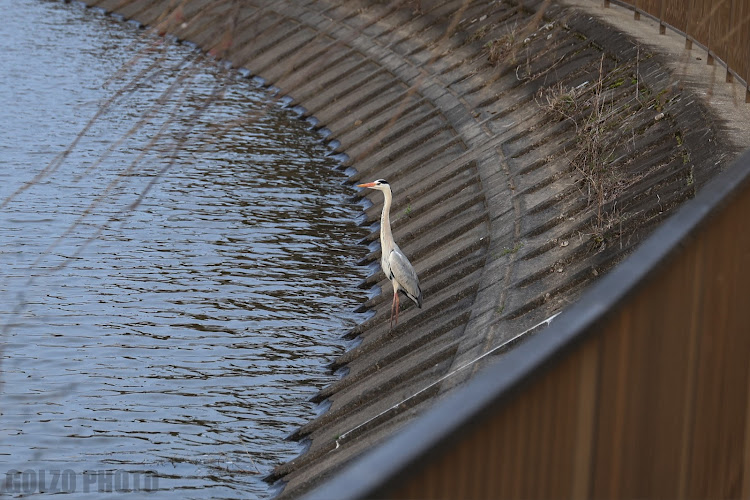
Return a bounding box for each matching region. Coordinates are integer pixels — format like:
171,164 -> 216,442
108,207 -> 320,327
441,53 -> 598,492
304,146 -> 750,498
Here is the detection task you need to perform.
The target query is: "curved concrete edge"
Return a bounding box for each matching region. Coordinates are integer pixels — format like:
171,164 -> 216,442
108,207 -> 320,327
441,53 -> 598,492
72,0 -> 749,497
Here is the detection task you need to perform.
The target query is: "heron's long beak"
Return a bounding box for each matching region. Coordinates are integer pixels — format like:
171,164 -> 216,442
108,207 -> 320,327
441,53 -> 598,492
357,182 -> 376,188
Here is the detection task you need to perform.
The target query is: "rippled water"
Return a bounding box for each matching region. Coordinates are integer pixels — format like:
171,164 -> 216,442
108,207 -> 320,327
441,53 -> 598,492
0,1 -> 369,497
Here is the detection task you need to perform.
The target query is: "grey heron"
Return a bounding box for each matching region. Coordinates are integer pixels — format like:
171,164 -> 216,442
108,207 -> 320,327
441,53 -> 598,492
357,179 -> 423,329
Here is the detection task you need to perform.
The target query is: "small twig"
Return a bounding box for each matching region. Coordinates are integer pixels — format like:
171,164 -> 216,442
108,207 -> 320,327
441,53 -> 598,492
239,441 -> 262,474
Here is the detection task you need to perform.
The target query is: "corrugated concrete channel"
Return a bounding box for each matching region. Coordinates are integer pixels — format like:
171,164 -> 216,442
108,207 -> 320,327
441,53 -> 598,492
76,0 -> 748,496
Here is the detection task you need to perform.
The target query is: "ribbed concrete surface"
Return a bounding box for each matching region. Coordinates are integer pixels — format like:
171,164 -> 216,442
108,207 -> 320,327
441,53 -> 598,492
77,0 -> 744,497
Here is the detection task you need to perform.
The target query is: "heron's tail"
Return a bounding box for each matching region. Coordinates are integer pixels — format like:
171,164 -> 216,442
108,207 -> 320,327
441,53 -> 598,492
405,286 -> 423,309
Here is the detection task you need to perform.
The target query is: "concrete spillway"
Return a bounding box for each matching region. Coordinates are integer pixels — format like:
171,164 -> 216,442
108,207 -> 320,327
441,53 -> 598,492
76,0 -> 750,496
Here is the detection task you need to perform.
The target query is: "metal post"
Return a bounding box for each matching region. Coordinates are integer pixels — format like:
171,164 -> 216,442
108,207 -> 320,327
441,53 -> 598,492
659,0 -> 665,34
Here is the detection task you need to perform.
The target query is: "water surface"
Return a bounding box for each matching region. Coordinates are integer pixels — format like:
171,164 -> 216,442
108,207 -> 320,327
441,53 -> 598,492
0,1 -> 368,497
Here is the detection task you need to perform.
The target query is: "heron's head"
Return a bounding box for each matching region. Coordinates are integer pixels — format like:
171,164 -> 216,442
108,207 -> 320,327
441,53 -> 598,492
357,179 -> 390,192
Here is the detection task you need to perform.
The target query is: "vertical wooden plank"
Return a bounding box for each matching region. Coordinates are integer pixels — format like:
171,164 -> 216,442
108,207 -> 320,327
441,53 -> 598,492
742,354 -> 750,498
677,233 -> 706,498
485,401 -> 500,498
663,0 -> 688,31
590,310 -> 631,498
709,0 -> 732,66
727,0 -> 750,87
643,0 -> 662,19
525,379 -> 541,497
571,336 -> 600,498
687,0 -> 711,47
633,269 -> 693,497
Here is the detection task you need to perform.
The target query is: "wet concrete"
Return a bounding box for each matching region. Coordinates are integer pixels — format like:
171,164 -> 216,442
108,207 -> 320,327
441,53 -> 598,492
74,0 -> 749,497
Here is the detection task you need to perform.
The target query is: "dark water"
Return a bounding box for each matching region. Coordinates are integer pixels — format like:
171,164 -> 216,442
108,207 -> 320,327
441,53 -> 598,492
0,1 -> 369,497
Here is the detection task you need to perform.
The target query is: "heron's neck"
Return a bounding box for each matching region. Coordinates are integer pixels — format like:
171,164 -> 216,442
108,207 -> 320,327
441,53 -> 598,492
380,188 -> 394,251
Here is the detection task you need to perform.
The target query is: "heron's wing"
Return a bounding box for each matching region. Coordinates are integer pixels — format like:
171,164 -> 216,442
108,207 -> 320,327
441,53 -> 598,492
388,248 -> 423,307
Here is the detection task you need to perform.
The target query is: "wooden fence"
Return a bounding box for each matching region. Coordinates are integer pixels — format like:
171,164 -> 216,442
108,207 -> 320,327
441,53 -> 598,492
609,0 -> 750,100
303,148 -> 750,498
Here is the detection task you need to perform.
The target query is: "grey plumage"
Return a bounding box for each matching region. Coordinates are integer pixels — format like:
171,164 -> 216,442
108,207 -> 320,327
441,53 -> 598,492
387,246 -> 423,308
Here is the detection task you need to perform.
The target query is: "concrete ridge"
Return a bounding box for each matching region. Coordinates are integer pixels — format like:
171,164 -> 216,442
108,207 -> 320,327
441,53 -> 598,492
76,0 -> 747,497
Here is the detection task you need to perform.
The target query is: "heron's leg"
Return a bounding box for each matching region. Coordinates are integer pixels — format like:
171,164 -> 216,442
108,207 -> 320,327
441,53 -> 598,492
390,287 -> 397,330
394,291 -> 400,326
